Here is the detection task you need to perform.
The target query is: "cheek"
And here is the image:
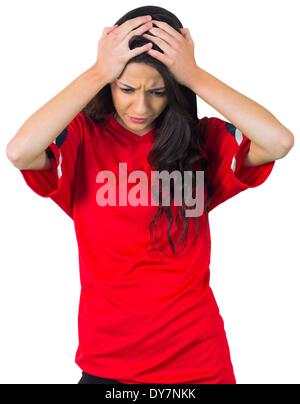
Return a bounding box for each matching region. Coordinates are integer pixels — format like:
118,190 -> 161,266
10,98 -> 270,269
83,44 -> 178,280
158,98 -> 168,110
117,94 -> 130,105
111,93 -> 125,108
153,97 -> 166,107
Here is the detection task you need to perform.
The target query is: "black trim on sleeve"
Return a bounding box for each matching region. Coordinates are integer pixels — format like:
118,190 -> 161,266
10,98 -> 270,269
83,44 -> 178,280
226,122 -> 238,138
55,128 -> 68,148
46,147 -> 55,159
46,127 -> 69,159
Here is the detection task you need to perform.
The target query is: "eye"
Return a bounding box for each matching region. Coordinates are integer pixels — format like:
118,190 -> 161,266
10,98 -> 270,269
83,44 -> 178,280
152,91 -> 166,97
120,88 -> 166,97
120,88 -> 134,93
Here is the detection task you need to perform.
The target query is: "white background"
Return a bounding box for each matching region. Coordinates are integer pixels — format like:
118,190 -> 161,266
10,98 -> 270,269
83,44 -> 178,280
1,0 -> 299,384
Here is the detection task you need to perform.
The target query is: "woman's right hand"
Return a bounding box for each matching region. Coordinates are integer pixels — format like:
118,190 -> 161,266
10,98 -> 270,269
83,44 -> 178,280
93,15 -> 153,84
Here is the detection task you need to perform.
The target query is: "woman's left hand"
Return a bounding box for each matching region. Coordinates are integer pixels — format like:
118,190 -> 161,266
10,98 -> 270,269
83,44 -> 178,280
142,20 -> 199,88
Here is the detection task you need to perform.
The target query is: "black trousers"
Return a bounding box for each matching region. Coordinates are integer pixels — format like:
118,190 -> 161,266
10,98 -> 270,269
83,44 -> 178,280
78,372 -> 122,384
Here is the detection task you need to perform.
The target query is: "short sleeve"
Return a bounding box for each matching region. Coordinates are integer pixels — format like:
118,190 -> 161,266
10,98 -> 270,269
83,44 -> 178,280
203,116 -> 276,212
19,111 -> 86,219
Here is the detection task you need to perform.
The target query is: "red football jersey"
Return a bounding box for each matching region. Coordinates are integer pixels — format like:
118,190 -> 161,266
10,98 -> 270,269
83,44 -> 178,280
19,112 -> 275,383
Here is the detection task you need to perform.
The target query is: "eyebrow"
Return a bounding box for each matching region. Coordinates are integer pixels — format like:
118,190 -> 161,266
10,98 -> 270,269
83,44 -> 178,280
117,81 -> 165,91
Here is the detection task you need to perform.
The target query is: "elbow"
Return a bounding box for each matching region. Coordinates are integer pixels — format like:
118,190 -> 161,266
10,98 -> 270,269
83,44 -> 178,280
275,130 -> 295,159
6,141 -> 19,162
282,129 -> 294,150
6,142 -> 26,169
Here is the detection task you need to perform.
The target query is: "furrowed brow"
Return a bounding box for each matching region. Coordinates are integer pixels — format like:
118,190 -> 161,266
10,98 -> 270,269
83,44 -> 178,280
118,81 -> 165,91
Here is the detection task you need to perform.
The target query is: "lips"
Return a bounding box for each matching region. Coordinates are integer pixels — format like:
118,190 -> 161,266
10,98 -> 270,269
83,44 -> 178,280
129,116 -> 148,123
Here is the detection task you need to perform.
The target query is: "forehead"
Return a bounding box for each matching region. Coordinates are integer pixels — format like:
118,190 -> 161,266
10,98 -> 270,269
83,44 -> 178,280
118,63 -> 164,86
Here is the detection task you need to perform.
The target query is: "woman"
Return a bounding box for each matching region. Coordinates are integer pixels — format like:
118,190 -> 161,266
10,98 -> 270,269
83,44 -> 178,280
6,5 -> 293,384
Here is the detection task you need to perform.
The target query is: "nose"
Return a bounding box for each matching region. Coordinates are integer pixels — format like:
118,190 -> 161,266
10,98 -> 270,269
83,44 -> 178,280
133,93 -> 151,115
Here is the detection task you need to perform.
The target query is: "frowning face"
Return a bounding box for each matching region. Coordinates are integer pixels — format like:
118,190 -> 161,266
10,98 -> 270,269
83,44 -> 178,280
110,62 -> 168,136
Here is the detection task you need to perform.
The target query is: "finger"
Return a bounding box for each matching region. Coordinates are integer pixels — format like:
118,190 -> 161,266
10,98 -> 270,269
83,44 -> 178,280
118,15 -> 152,40
130,42 -> 153,58
142,33 -> 172,54
146,27 -> 175,47
180,28 -> 193,43
101,25 -> 118,39
151,20 -> 183,41
146,48 -> 170,65
109,25 -> 119,31
127,21 -> 153,40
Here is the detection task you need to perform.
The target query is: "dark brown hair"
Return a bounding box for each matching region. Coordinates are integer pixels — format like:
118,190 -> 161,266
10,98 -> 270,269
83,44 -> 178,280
82,6 -> 212,255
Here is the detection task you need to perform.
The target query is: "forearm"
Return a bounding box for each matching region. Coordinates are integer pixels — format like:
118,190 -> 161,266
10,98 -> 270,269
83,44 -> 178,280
6,65 -> 108,166
188,67 -> 294,157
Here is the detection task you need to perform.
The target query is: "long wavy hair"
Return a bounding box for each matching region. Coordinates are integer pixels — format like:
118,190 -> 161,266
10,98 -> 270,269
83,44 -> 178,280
82,5 -> 213,255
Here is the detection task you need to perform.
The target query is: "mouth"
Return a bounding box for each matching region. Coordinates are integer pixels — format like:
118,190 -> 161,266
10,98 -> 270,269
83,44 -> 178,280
129,116 -> 148,124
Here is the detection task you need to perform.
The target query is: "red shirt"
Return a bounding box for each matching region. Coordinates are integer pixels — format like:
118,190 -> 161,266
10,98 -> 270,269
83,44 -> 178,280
19,112 -> 275,383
